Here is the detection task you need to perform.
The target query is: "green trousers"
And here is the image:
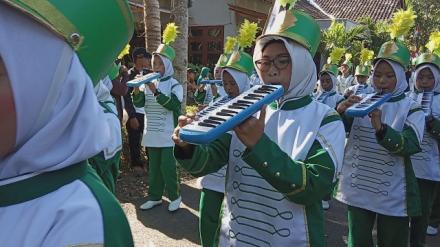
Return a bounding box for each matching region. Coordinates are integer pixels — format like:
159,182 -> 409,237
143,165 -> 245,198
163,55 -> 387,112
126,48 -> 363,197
429,182 -> 440,228
199,188 -> 224,247
89,151 -> 121,193
147,147 -> 180,201
348,205 -> 409,247
410,179 -> 438,247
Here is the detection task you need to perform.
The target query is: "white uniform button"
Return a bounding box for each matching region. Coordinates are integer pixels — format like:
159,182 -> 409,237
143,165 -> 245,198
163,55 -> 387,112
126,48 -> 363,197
262,162 -> 268,168
275,172 -> 280,177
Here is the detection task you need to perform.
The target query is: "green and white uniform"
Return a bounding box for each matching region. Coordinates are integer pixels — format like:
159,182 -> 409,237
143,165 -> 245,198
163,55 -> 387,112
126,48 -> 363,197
314,72 -> 344,109
90,76 -> 122,193
176,38 -> 346,246
335,59 -> 425,246
0,3 -> 133,246
141,54 -> 183,201
408,64 -> 440,247
198,68 -> 250,247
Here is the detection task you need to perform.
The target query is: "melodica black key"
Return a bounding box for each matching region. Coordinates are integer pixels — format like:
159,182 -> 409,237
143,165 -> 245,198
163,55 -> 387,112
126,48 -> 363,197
179,84 -> 284,144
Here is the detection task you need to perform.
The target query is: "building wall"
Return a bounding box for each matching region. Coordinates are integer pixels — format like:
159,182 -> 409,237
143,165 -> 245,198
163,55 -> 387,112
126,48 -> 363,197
188,0 -> 236,40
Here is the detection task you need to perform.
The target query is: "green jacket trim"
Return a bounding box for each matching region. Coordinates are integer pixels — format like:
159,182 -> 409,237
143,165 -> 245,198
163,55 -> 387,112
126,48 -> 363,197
0,162 -> 87,206
320,113 -> 342,127
131,91 -> 145,108
160,76 -> 172,82
408,107 -> 423,116
280,96 -> 313,110
242,134 -> 335,205
376,124 -> 421,156
80,165 -> 134,246
174,133 -> 232,177
388,93 -> 406,102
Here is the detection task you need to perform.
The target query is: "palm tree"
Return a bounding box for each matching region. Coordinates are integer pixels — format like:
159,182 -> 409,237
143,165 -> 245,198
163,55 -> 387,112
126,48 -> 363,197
143,0 -> 161,52
171,0 -> 189,108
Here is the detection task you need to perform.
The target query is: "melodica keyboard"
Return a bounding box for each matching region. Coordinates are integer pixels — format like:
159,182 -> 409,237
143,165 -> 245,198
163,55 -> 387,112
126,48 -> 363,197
345,92 -> 393,117
126,72 -> 161,87
180,84 -> 284,144
199,79 -> 223,86
196,96 -> 232,118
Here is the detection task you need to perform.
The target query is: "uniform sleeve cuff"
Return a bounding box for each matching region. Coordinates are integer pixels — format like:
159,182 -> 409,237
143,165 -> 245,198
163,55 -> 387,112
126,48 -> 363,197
377,124 -> 404,153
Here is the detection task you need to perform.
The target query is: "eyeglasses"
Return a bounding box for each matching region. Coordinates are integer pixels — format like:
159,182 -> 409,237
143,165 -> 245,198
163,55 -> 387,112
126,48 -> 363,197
255,55 -> 291,72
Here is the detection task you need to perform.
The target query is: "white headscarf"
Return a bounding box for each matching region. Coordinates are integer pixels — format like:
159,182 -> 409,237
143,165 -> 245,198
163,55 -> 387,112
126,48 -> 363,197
221,68 -> 251,94
373,59 -> 407,97
153,54 -> 174,78
412,64 -> 440,93
0,4 -> 109,180
317,72 -> 338,93
253,36 -> 317,103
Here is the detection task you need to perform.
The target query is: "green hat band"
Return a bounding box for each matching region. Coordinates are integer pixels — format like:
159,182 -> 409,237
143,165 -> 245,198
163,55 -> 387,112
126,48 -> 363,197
414,53 -> 440,70
260,9 -> 321,56
320,64 -> 338,76
225,51 -> 253,76
355,65 -> 370,76
5,0 -> 134,85
375,40 -> 410,68
155,44 -> 176,61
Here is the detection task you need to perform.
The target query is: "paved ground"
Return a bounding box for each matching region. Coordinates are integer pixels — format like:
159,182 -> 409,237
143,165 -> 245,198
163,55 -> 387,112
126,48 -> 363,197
117,175 -> 440,247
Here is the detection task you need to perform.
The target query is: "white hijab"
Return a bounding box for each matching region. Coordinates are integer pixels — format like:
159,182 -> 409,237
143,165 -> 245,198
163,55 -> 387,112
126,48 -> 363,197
153,54 -> 174,78
373,59 -> 407,97
317,72 -> 338,93
221,68 -> 251,94
253,36 -> 317,103
0,4 -> 109,180
412,64 -> 440,93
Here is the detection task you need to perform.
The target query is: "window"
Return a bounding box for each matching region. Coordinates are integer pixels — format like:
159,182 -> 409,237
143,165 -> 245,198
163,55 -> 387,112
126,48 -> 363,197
188,26 -> 224,68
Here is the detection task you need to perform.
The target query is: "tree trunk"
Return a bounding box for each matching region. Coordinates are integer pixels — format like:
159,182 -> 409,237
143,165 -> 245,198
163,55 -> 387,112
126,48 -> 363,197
143,0 -> 162,53
171,0 -> 189,109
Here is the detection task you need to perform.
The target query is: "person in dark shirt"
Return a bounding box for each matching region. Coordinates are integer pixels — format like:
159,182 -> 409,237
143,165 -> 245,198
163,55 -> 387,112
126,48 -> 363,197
124,47 -> 152,172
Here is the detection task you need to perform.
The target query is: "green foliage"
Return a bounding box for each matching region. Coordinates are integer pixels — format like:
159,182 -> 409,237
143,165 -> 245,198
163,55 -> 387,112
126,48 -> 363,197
321,20 -> 367,67
356,16 -> 389,55
406,0 -> 440,50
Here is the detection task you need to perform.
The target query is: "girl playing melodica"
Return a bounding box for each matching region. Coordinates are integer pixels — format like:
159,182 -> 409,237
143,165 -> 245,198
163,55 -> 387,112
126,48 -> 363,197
344,48 -> 376,97
173,1 -> 346,246
314,48 -> 345,109
335,8 -> 425,247
138,23 -> 184,212
197,28 -> 255,247
408,31 -> 440,247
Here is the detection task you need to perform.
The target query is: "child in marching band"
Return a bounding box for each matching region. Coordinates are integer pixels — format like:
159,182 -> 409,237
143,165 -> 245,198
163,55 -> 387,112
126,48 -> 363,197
315,62 -> 345,109
0,1 -> 133,246
337,54 -> 355,94
315,48 -> 345,111
407,33 -> 440,246
196,33 -> 252,247
173,3 -> 346,246
198,55 -> 252,247
314,54 -> 345,211
344,48 -> 376,98
89,71 -> 124,193
195,67 -> 219,106
139,23 -> 184,212
335,9 -> 425,246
